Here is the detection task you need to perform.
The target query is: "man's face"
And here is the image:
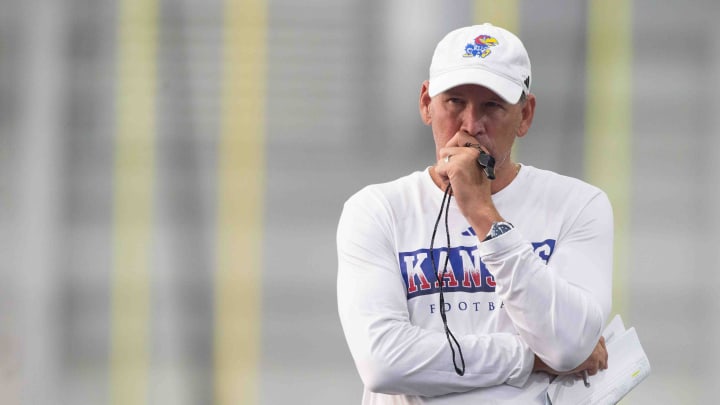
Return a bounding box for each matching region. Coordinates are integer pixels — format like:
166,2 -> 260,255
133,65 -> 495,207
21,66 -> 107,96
420,82 -> 534,169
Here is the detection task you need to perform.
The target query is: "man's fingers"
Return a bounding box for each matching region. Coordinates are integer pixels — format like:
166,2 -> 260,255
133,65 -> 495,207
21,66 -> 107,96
444,130 -> 476,148
599,337 -> 608,369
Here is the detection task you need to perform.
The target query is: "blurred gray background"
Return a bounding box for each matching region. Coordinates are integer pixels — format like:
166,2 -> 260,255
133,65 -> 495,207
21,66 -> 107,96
1,0 -> 718,404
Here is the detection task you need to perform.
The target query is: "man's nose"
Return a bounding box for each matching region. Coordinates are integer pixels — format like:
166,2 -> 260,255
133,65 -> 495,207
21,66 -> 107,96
461,105 -> 486,136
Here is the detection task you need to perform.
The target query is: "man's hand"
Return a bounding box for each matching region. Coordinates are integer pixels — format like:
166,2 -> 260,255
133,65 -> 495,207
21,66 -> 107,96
533,337 -> 608,377
433,131 -> 502,235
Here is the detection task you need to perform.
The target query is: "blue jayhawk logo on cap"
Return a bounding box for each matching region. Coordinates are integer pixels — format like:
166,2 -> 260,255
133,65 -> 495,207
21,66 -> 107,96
463,35 -> 498,58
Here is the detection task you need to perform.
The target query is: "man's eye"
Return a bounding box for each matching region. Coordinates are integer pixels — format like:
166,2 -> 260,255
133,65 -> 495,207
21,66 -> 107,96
448,98 -> 464,104
486,101 -> 501,108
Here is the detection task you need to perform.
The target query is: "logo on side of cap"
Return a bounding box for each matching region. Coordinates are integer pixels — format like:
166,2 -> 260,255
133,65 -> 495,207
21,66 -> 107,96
463,35 -> 498,59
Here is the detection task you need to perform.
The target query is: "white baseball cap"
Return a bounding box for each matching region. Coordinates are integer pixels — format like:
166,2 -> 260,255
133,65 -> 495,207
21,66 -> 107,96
428,23 -> 531,103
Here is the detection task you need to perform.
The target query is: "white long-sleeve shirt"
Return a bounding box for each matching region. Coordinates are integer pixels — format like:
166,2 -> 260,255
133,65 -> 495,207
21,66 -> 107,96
337,165 -> 613,404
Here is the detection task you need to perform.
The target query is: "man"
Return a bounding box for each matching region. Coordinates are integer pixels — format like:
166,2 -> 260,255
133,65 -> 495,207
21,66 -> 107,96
337,23 -> 612,404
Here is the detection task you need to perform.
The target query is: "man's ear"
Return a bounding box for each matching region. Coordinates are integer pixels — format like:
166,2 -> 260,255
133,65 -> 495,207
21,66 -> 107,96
516,93 -> 536,138
419,80 -> 432,125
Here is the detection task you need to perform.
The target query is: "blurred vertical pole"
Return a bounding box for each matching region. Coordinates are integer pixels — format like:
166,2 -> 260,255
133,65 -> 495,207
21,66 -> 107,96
16,1 -> 65,403
215,0 -> 266,404
473,0 -> 519,32
110,0 -> 158,404
585,0 -> 632,316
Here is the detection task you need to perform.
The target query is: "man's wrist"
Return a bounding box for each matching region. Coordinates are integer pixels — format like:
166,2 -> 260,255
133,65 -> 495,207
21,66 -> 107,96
467,208 -> 503,239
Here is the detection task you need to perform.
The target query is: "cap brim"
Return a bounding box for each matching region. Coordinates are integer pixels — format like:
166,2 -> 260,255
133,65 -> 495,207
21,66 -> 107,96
428,69 -> 523,103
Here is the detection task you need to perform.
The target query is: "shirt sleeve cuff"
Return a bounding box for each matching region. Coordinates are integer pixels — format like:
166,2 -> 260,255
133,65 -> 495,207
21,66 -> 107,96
478,227 -> 523,259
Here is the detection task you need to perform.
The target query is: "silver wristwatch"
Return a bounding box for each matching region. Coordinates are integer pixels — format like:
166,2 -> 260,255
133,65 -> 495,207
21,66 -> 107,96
483,221 -> 514,241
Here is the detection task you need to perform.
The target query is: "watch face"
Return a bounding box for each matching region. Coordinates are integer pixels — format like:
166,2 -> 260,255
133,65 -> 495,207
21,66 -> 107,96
484,222 -> 514,241
492,222 -> 513,238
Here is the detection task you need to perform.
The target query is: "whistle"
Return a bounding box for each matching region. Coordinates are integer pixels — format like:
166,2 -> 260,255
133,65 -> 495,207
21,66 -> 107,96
464,143 -> 496,180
